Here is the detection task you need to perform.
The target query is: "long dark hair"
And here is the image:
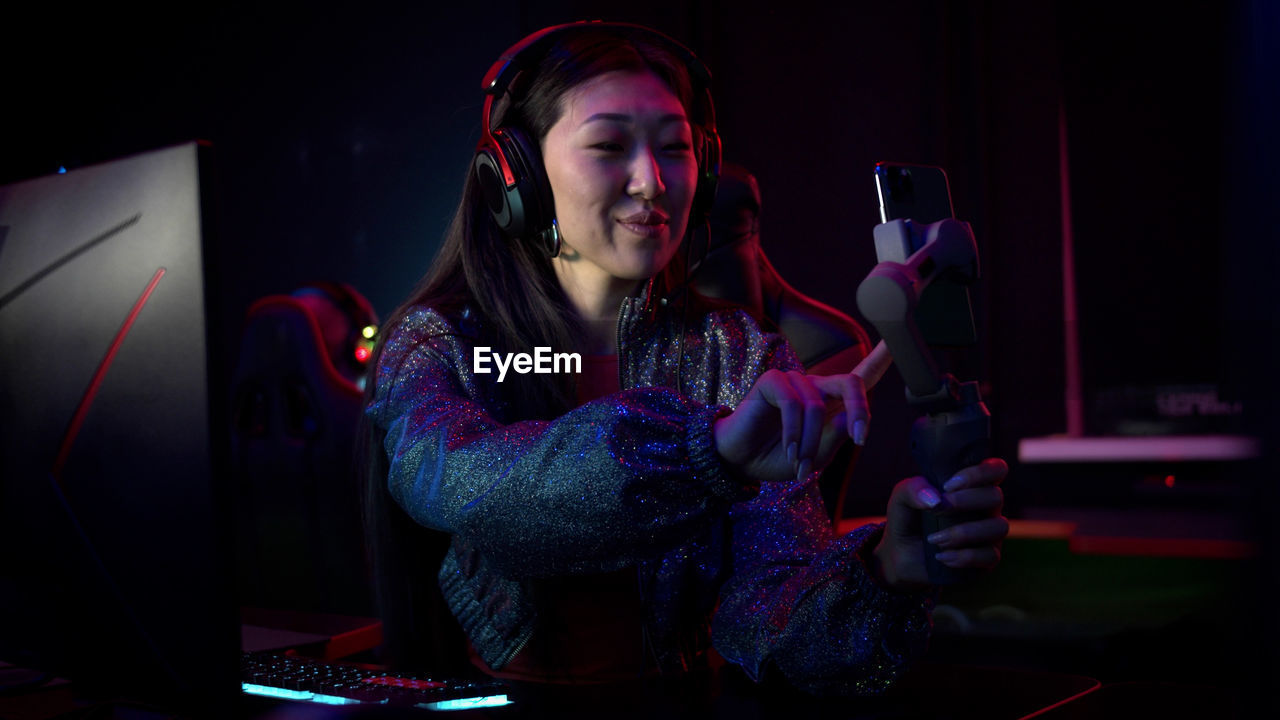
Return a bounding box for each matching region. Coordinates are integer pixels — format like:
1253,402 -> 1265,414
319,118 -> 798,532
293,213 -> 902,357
377,26 -> 698,422
359,25 -> 705,672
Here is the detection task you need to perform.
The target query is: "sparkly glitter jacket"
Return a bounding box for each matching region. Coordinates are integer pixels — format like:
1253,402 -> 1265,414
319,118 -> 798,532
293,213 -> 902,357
366,293 -> 933,695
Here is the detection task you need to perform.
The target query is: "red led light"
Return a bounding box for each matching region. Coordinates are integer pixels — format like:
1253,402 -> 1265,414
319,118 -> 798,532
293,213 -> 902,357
355,346 -> 371,363
1164,475 -> 1176,488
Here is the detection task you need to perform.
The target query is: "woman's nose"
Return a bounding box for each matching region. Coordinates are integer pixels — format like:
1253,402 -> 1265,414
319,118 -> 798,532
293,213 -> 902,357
626,147 -> 666,200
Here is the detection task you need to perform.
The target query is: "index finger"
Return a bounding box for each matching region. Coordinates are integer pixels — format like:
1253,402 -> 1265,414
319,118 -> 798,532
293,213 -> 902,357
851,340 -> 892,391
810,371 -> 871,445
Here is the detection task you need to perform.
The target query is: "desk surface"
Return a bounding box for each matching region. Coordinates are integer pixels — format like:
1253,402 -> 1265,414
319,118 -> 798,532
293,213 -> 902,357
1018,435 -> 1260,463
244,663 -> 1101,720
840,507 -> 1257,559
1,660 -> 1100,720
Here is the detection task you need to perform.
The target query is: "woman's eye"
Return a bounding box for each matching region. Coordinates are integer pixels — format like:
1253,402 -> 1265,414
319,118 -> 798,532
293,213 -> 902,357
663,141 -> 692,153
590,141 -> 625,152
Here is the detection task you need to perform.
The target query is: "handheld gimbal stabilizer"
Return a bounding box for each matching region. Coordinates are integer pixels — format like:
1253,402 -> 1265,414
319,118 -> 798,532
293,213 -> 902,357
856,218 -> 990,585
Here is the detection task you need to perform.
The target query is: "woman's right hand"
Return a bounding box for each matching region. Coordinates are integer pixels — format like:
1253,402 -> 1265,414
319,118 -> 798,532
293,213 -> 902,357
713,342 -> 892,485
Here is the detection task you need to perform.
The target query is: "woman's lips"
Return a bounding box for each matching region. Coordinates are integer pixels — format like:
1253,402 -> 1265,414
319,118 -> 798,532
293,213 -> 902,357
618,210 -> 669,238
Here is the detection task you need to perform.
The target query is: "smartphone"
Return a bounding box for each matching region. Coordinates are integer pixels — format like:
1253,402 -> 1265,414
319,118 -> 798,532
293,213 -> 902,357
874,162 -> 977,347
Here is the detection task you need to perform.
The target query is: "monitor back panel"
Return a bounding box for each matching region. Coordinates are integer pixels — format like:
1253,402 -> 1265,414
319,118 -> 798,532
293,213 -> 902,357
0,142 -> 239,710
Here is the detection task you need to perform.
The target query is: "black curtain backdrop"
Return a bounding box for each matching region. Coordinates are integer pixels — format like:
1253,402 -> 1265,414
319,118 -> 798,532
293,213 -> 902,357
4,0 -> 1257,519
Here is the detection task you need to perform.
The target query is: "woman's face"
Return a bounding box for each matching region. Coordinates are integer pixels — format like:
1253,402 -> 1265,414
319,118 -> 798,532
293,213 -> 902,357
541,69 -> 698,292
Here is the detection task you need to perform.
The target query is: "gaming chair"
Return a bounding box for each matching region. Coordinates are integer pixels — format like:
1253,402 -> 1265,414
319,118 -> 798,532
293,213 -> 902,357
229,282 -> 378,618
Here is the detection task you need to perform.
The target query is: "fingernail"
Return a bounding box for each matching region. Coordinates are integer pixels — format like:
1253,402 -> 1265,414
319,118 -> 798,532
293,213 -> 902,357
796,458 -> 812,480
926,531 -> 948,546
853,420 -> 867,446
943,475 -> 964,492
787,442 -> 797,466
935,550 -> 960,566
917,486 -> 942,508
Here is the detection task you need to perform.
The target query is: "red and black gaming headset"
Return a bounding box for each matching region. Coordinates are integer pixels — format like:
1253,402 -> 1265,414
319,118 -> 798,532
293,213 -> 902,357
471,21 -> 722,258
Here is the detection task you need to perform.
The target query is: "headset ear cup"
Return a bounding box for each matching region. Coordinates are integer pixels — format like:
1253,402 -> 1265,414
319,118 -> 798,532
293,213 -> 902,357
496,126 -> 556,251
474,126 -> 557,251
473,147 -> 523,238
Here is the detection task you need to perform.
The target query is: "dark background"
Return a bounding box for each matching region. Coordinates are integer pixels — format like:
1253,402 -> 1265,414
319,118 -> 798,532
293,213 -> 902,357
4,0 -> 1277,705
3,0 -> 1261,497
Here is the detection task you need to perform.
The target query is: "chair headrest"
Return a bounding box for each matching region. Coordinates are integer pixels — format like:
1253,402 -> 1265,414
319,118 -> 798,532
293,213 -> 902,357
693,162 -> 766,316
692,163 -> 871,370
706,162 -> 762,254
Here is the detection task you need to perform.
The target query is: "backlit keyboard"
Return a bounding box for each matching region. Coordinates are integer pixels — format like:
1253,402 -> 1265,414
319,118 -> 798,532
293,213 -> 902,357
240,652 -> 511,711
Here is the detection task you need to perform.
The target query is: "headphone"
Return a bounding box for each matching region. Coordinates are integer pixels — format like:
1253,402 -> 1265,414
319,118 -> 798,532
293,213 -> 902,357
472,21 -> 722,258
291,281 -> 380,380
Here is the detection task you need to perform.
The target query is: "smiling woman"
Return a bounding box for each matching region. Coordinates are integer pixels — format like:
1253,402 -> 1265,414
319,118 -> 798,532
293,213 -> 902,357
360,21 -> 1008,694
545,69 -> 699,352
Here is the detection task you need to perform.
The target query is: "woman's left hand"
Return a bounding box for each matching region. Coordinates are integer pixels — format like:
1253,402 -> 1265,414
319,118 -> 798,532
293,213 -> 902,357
870,457 -> 1009,592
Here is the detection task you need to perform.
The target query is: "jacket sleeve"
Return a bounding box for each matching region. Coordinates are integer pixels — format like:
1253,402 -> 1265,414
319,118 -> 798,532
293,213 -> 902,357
708,318 -> 934,696
711,488 -> 934,695
365,308 -> 754,578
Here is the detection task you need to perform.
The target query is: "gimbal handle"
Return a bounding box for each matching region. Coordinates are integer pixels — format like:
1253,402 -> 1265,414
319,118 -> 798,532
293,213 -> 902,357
856,218 -> 990,585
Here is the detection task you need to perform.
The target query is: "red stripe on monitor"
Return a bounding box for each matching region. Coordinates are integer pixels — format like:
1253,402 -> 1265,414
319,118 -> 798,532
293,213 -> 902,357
52,267 -> 167,485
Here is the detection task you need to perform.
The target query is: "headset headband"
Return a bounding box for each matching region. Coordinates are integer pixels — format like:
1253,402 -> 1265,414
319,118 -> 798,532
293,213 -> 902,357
482,23 -> 713,97
477,21 -> 719,190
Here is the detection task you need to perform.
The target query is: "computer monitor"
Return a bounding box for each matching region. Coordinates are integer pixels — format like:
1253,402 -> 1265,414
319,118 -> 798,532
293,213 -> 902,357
0,142 -> 240,712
